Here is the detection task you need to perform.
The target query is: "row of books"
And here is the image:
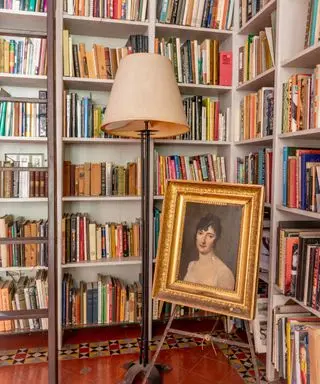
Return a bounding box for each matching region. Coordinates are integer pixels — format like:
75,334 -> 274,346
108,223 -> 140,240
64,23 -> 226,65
281,66 -> 320,133
272,301 -> 320,383
63,92 -> 105,138
61,214 -> 141,264
238,27 -> 275,84
305,0 -> 320,48
155,37 -> 232,86
239,87 -> 274,141
0,37 -> 47,75
63,0 -> 147,20
152,298 -> 215,320
156,0 -> 234,30
0,215 -> 48,268
182,96 -> 229,141
0,0 -> 47,11
282,146 -> 320,212
276,222 -> 320,311
0,272 -> 48,333
63,31 -> 148,79
63,160 -> 141,197
0,90 -> 47,138
62,273 -> 142,326
236,148 -> 273,204
154,151 -> 227,195
0,153 -> 48,199
239,0 -> 272,27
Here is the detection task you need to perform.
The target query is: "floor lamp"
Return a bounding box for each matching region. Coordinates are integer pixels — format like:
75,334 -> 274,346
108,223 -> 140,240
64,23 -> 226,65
101,53 -> 189,383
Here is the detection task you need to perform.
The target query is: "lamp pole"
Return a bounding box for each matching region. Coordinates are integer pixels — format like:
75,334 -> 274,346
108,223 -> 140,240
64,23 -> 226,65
141,121 -> 151,367
122,122 -> 162,384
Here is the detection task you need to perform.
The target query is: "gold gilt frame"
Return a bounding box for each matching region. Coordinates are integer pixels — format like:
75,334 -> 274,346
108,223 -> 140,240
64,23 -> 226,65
152,180 -> 264,320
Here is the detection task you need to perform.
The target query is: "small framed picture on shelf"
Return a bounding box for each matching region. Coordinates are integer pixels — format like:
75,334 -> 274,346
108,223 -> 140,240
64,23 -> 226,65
152,180 -> 264,320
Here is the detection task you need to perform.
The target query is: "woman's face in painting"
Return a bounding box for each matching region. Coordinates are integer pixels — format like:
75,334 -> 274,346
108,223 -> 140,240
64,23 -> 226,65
196,225 -> 216,254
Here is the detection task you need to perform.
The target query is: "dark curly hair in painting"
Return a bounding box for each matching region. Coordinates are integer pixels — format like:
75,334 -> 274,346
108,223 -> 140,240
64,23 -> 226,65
195,213 -> 222,242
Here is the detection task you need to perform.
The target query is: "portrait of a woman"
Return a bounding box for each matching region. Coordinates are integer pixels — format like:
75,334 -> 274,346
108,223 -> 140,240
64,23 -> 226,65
183,213 -> 235,290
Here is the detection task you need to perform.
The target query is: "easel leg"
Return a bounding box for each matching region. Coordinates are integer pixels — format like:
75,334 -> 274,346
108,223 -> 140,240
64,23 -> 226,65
142,304 -> 177,384
244,320 -> 260,384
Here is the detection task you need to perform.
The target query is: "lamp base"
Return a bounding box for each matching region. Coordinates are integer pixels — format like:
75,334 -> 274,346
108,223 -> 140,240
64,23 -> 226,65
121,361 -> 171,384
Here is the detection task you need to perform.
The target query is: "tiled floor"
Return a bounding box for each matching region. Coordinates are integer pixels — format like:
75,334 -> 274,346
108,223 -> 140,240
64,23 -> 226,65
0,346 -> 248,384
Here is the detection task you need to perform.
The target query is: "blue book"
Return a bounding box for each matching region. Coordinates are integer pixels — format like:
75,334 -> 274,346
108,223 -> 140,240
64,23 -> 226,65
300,153 -> 320,210
87,282 -> 93,324
92,282 -> 98,324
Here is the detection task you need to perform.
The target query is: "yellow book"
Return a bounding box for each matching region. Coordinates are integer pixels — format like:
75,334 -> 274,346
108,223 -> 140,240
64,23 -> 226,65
62,30 -> 70,77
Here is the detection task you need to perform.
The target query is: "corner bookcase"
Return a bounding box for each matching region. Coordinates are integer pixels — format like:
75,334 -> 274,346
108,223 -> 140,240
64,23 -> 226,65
1,0 -> 320,382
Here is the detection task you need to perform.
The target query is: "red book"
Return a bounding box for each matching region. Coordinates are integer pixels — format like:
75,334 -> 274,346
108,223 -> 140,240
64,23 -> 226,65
219,51 -> 232,86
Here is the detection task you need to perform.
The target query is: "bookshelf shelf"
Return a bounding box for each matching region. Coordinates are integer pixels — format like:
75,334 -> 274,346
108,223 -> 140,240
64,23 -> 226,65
264,202 -> 271,208
178,83 -> 232,96
237,67 -> 275,91
0,328 -> 48,336
238,0 -> 277,35
0,198 -> 48,203
62,257 -> 142,268
62,196 -> 141,202
0,137 -> 47,143
235,136 -> 273,145
63,15 -> 149,38
63,321 -> 140,330
0,9 -> 47,36
63,77 -> 113,91
0,97 -> 47,103
62,137 -> 138,144
278,128 -> 320,140
276,205 -> 320,219
155,23 -> 232,41
259,272 -> 269,284
154,139 -> 231,146
281,42 -> 320,68
291,297 -> 320,318
0,74 -> 47,88
0,266 -> 48,272
154,195 -> 164,201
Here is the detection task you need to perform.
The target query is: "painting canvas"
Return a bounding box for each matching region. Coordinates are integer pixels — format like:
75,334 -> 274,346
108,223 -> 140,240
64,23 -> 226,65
152,180 -> 264,320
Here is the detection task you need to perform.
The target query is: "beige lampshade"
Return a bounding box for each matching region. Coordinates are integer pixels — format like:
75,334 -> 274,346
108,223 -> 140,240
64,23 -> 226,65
101,53 -> 189,139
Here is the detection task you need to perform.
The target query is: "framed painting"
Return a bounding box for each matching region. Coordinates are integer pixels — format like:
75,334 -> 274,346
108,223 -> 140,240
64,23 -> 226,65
152,180 -> 264,320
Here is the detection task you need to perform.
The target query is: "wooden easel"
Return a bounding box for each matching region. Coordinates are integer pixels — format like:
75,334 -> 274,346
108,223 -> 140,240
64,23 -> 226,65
142,304 -> 261,384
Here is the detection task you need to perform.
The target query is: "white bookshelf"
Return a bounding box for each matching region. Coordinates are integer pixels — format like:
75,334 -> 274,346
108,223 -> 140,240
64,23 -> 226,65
62,137 -> 138,144
235,136 -> 273,145
0,5 -> 50,339
0,74 -> 47,87
63,15 -> 148,37
0,9 -> 47,35
154,139 -> 231,146
155,23 -> 232,41
3,0 -> 318,379
238,0 -> 276,35
62,257 -> 142,268
252,0 -> 320,381
236,67 -> 275,91
281,42 -> 320,68
63,77 -> 114,91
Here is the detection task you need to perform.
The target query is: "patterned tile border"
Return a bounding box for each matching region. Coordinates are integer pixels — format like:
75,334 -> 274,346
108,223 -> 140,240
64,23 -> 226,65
0,330 -> 267,383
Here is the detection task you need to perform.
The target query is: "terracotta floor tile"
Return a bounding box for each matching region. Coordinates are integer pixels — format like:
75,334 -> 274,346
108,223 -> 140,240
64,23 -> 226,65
0,363 -> 48,384
218,371 -> 245,384
190,356 -> 237,382
178,370 -> 215,384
